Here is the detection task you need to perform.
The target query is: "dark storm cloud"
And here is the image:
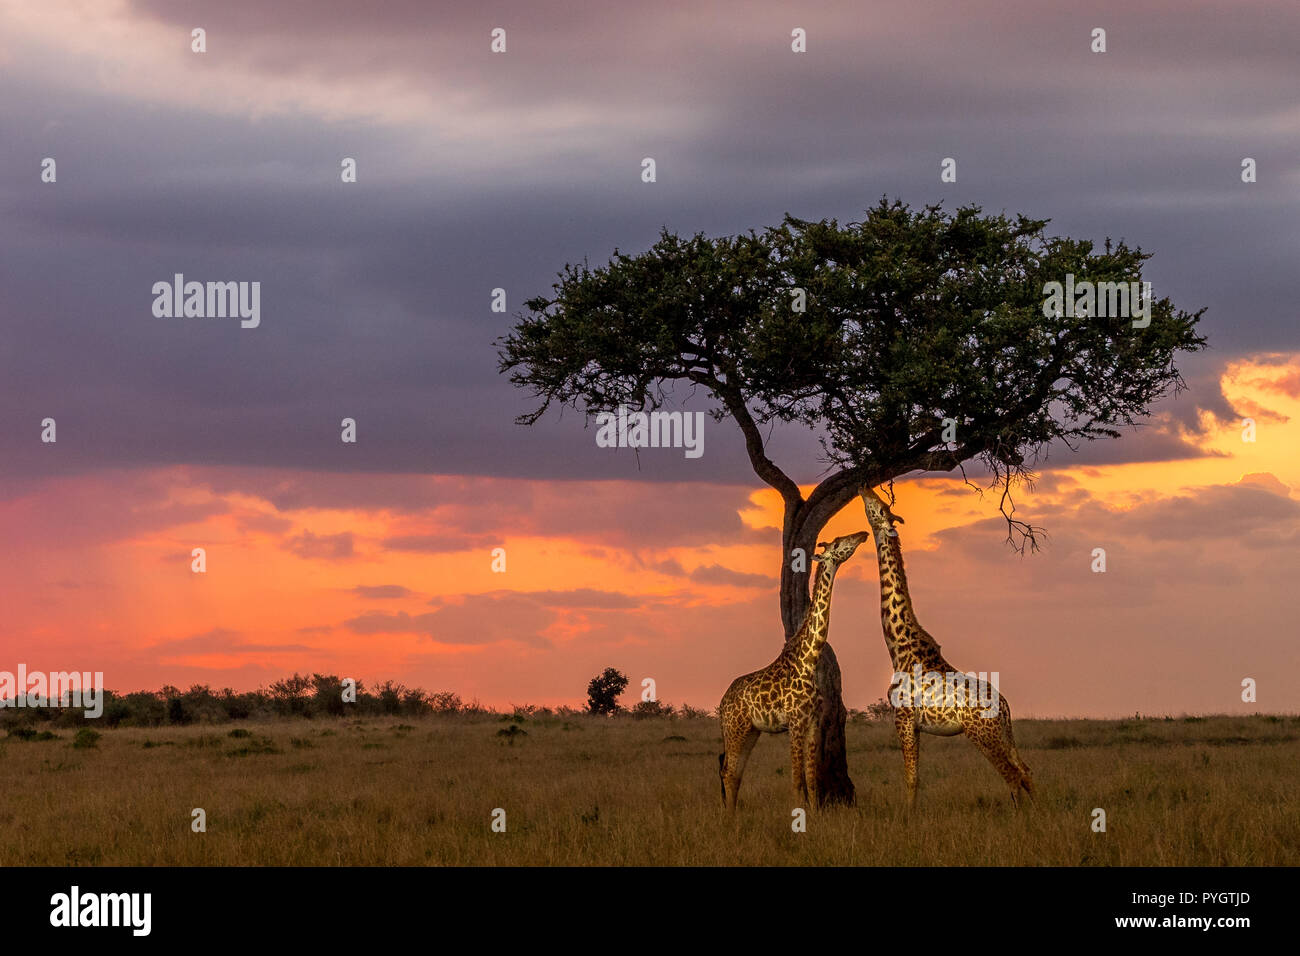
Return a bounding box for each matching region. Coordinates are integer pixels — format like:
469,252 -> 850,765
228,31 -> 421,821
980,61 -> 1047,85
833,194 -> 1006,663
179,470 -> 774,550
3,0 -> 1296,486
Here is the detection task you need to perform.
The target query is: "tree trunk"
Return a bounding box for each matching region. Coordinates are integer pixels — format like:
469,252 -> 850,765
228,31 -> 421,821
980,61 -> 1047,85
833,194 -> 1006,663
812,645 -> 855,806
781,513 -> 856,808
728,384 -> 872,808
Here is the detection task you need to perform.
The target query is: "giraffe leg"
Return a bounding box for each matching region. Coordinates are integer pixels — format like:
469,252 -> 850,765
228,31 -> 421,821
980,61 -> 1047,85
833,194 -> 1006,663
722,723 -> 760,811
1001,704 -> 1035,802
964,712 -> 1029,807
895,708 -> 919,808
789,726 -> 810,809
1014,753 -> 1036,802
802,722 -> 821,809
733,726 -> 761,804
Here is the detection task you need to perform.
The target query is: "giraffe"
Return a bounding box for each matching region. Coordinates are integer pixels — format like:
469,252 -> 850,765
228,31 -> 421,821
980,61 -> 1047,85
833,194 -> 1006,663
859,486 -> 1035,807
717,530 -> 871,811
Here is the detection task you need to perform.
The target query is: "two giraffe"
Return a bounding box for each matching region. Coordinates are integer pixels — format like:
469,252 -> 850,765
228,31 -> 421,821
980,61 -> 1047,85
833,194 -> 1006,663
718,487 -> 1034,809
717,531 -> 871,811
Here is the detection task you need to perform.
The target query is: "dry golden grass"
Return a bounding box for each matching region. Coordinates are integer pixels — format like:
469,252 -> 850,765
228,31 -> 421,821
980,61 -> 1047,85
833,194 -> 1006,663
1,713 -> 1295,865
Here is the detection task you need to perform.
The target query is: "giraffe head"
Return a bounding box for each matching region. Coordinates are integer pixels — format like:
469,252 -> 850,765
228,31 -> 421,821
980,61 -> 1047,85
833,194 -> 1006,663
812,530 -> 872,568
858,486 -> 905,538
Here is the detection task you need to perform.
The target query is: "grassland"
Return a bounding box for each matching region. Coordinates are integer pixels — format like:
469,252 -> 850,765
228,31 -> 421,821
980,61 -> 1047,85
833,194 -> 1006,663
1,713 -> 1295,865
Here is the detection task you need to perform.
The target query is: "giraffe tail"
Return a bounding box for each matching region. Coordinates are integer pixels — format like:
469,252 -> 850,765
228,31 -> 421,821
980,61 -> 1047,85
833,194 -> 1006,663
717,752 -> 726,802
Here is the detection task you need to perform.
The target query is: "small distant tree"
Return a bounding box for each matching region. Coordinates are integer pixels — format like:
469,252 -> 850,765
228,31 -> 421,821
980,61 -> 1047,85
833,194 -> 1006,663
268,673 -> 313,716
101,692 -> 130,728
401,687 -> 429,714
373,680 -> 405,715
123,691 -> 167,727
865,698 -> 894,721
586,668 -> 629,715
180,683 -> 225,723
310,674 -> 347,716
428,691 -> 464,715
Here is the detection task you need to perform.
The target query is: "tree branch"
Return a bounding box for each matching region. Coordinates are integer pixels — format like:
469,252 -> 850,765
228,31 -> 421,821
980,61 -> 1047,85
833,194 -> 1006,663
712,381 -> 802,507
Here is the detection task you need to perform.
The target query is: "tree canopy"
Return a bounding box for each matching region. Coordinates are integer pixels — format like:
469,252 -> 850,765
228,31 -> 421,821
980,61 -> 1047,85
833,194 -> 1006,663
499,198 -> 1206,633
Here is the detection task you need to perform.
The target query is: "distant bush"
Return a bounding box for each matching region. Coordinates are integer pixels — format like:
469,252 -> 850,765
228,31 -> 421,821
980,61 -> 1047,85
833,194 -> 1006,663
630,700 -> 675,719
102,696 -> 131,727
401,687 -> 429,713
227,736 -> 281,757
73,728 -> 101,749
311,674 -> 348,717
865,698 -> 894,721
373,680 -> 405,716
123,691 -> 167,727
269,674 -> 313,717
0,671 -> 677,727
428,691 -> 463,715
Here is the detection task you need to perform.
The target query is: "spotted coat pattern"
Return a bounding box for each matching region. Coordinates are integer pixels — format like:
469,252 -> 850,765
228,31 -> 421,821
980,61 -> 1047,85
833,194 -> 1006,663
717,531 -> 871,811
860,486 -> 1035,807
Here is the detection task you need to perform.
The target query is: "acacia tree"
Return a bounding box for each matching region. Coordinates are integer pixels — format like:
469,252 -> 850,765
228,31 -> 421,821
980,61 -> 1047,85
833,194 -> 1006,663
499,198 -> 1205,804
587,667 -> 630,715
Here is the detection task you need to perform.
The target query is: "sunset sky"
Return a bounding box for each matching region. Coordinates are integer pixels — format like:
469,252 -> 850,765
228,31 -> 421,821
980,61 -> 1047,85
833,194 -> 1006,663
2,0 -> 1297,716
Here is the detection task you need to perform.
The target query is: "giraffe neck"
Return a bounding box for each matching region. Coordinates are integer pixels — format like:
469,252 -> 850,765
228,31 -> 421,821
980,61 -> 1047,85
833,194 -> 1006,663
790,559 -> 840,673
869,525 -> 927,668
